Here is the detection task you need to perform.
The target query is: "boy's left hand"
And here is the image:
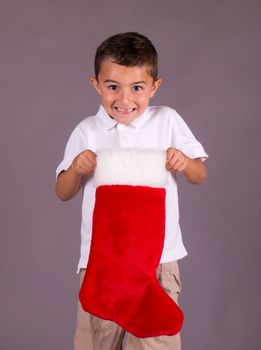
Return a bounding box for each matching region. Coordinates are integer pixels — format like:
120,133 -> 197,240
166,147 -> 189,173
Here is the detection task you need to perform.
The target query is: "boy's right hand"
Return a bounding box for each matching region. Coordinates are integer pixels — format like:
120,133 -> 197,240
71,149 -> 97,175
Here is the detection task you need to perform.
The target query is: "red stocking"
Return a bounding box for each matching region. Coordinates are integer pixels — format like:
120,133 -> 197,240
79,150 -> 184,338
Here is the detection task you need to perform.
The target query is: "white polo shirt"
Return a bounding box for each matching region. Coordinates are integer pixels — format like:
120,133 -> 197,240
56,105 -> 208,273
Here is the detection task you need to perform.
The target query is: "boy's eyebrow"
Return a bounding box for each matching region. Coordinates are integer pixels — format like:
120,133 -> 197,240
104,79 -> 148,85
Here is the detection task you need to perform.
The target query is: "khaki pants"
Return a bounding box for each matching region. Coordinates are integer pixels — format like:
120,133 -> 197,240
73,261 -> 182,350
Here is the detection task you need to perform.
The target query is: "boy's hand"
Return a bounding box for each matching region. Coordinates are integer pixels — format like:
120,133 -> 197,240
71,149 -> 97,175
166,147 -> 207,184
166,147 -> 189,173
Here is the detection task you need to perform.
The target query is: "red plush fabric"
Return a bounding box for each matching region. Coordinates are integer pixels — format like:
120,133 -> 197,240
79,184 -> 184,338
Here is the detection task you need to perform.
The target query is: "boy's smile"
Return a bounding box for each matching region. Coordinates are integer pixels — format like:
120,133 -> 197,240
90,60 -> 161,125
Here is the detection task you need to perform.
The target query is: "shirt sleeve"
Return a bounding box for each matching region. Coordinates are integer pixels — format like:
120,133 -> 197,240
55,123 -> 88,181
170,109 -> 209,161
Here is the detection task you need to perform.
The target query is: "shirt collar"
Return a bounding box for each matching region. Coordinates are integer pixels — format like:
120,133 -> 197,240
96,105 -> 118,130
130,108 -> 151,129
96,104 -> 151,130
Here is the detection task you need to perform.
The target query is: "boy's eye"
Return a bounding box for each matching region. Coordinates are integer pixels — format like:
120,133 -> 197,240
108,84 -> 119,91
133,85 -> 143,92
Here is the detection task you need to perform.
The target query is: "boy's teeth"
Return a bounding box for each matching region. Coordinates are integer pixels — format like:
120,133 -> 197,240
116,108 -> 134,112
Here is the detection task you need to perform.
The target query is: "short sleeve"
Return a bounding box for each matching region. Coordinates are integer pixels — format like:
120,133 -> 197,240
55,123 -> 88,181
170,109 -> 208,161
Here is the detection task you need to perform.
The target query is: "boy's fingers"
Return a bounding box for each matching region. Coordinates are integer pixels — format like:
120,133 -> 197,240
173,158 -> 184,171
166,154 -> 180,169
88,152 -> 97,165
166,148 -> 176,165
174,157 -> 189,172
84,152 -> 96,167
72,150 -> 97,175
83,157 -> 96,169
87,156 -> 96,167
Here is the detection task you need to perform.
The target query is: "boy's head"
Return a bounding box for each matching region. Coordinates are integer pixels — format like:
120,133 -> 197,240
94,32 -> 158,82
90,32 -> 162,125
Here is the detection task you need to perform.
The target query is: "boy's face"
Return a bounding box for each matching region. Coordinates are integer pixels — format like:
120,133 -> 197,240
90,59 -> 161,124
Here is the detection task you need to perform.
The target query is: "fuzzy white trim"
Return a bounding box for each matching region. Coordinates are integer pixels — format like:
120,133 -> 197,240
94,149 -> 168,188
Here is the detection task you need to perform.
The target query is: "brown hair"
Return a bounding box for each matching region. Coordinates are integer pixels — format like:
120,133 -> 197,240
94,32 -> 158,81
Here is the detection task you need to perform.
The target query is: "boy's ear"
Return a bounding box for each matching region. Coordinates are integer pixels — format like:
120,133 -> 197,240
89,77 -> 102,96
149,78 -> 162,98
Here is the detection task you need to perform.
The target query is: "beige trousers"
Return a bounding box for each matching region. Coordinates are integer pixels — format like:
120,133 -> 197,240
73,261 -> 182,350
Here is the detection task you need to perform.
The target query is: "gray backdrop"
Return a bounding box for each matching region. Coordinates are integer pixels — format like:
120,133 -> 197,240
1,0 -> 260,349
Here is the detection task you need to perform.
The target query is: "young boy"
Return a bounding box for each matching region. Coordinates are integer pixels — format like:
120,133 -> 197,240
55,32 -> 208,350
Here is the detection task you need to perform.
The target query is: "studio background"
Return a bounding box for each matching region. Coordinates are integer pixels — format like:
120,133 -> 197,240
1,0 -> 260,349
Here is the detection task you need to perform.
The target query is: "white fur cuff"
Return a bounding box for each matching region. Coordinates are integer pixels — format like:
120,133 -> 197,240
94,149 -> 168,188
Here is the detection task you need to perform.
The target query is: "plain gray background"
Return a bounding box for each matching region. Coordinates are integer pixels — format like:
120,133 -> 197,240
1,0 -> 260,349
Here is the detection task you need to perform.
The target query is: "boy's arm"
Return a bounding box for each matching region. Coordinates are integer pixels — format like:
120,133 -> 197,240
166,147 -> 207,184
55,149 -> 96,201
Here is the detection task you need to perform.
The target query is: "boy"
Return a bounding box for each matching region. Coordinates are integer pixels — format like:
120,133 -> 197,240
55,32 -> 208,350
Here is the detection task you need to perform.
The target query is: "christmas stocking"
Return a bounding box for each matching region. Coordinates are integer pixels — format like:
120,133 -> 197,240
79,149 -> 184,338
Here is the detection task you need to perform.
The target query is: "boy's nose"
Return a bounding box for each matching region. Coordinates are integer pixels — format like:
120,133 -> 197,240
119,90 -> 131,105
